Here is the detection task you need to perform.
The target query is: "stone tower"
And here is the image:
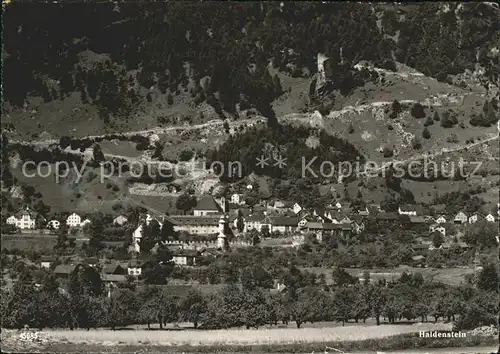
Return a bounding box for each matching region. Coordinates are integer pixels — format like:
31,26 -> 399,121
217,214 -> 228,250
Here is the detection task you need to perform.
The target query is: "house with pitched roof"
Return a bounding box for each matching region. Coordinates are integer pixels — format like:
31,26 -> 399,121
103,263 -> 127,275
262,216 -> 299,233
54,264 -> 77,279
6,207 -> 37,230
193,195 -> 222,216
454,211 -> 468,224
172,249 -> 200,266
40,256 -> 56,269
435,215 -> 447,224
468,213 -> 480,224
429,224 -> 446,236
485,213 -> 496,222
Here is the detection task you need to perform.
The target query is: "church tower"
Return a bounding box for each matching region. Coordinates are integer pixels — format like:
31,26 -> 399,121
217,215 -> 228,250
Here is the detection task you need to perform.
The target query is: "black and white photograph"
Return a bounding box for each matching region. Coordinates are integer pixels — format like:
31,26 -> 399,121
1,1 -> 499,353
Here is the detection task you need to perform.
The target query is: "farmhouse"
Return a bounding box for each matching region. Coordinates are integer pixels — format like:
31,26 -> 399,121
468,213 -> 480,224
244,212 -> 266,231
40,256 -> 56,269
54,264 -> 77,279
193,195 -> 222,216
429,224 -> 446,236
127,258 -> 144,276
6,207 -> 37,230
66,213 -> 82,227
435,215 -> 447,224
485,213 -> 496,222
261,216 -> 298,233
172,249 -> 200,266
103,263 -> 127,275
454,212 -> 468,224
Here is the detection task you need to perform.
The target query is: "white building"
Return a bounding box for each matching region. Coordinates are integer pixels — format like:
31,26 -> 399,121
430,224 -> 446,237
66,213 -> 82,227
293,203 -> 302,215
485,213 -> 496,222
468,214 -> 479,224
113,215 -> 128,226
454,212 -> 468,224
435,216 -> 447,224
6,208 -> 37,230
80,219 -> 91,227
230,193 -> 243,205
47,220 -> 60,230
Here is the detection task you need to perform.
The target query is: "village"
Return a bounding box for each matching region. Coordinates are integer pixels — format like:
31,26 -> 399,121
3,190 -> 499,292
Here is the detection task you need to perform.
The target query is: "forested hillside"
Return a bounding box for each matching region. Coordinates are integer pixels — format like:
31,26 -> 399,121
3,2 -> 499,125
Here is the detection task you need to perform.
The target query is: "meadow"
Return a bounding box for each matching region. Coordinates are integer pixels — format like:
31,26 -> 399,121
35,323 -> 452,346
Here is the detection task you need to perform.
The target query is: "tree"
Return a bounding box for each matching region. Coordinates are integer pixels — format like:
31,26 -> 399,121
179,289 -> 206,328
93,144 -> 105,162
332,287 -> 353,326
159,220 -> 176,241
86,215 -> 105,255
463,220 -> 497,249
332,267 -> 358,287
422,126 -> 431,139
410,102 -> 426,118
433,112 -> 440,121
424,116 -> 434,126
272,74 -> 283,96
175,193 -> 197,215
236,209 -> 244,233
432,231 -> 444,248
140,220 -> 161,254
347,123 -> 354,134
390,99 -> 401,118
476,263 -> 499,292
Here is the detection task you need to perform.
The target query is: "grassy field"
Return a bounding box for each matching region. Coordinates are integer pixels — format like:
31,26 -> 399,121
301,267 -> 477,287
2,325 -> 497,353
13,323 -> 453,346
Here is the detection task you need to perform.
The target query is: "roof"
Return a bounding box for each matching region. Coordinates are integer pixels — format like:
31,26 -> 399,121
246,212 -> 266,222
410,216 -> 426,223
172,249 -> 200,257
267,216 -> 298,226
412,255 -> 425,261
54,264 -> 77,275
194,195 -> 221,211
274,200 -> 294,208
399,204 -> 424,214
40,256 -> 56,262
375,213 -> 400,221
305,222 -> 351,230
103,264 -> 126,274
169,215 -> 221,226
84,257 -> 99,265
101,274 -> 127,283
13,207 -> 38,219
455,211 -> 467,217
412,244 -> 430,250
128,258 -> 145,268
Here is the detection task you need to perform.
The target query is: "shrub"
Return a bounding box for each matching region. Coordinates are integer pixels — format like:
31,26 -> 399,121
424,116 -> 434,126
382,147 -> 394,158
422,127 -> 431,139
410,102 -> 426,118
